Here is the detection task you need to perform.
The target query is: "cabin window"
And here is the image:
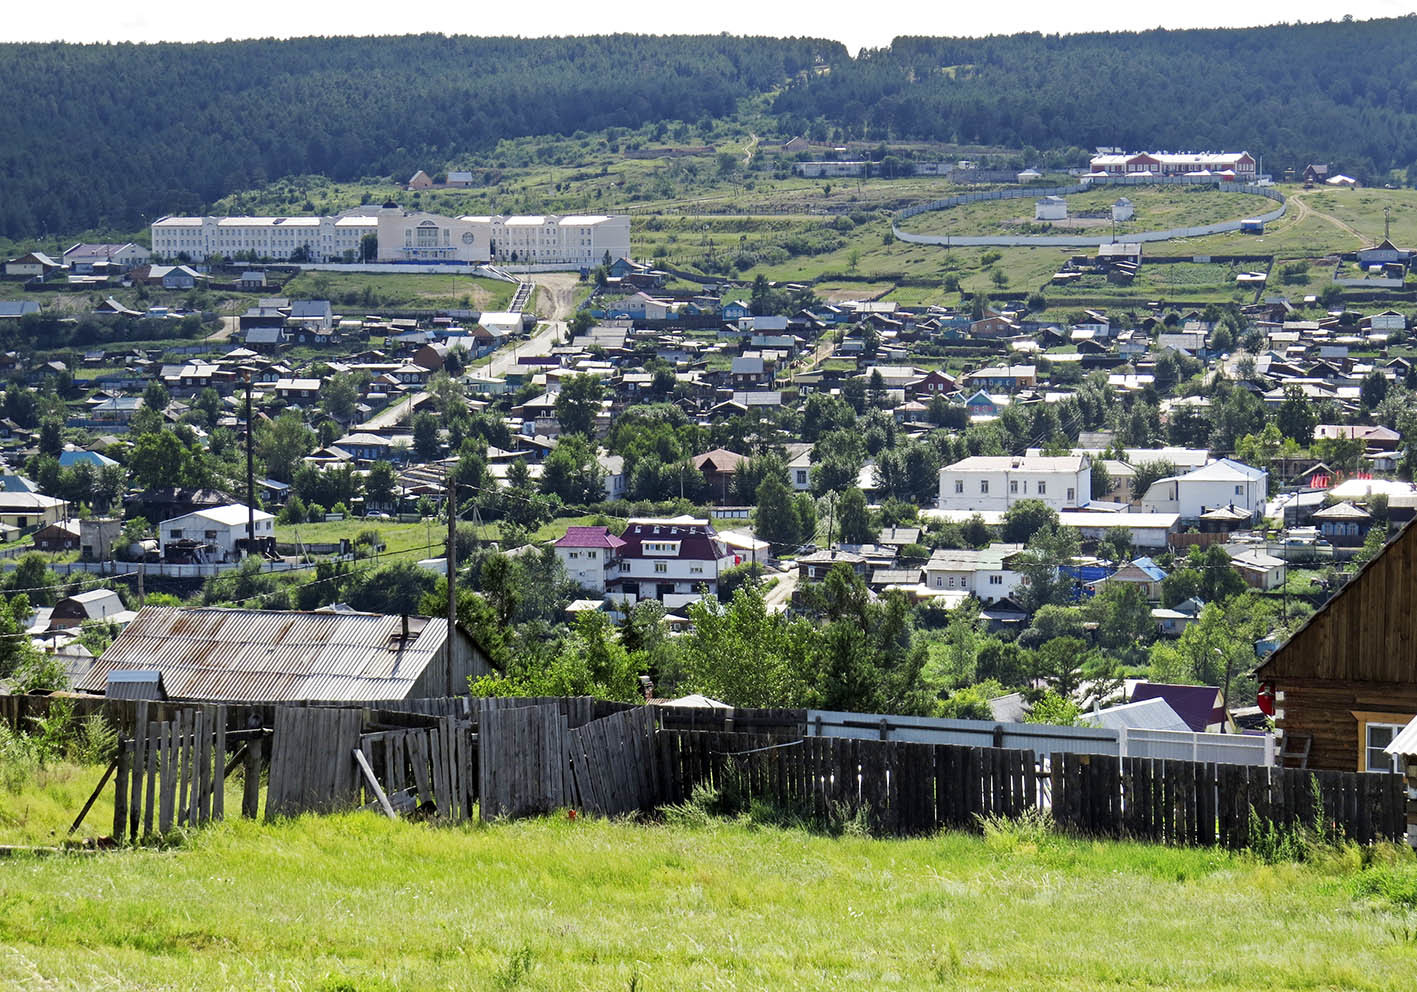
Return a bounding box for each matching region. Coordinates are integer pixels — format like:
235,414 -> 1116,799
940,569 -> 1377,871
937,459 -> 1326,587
1037,482 -> 1046,495
1009,480 -> 1018,494
980,481 -> 989,495
1364,722 -> 1406,774
954,480 -> 964,494
654,561 -> 667,574
1067,488 -> 1075,503
1234,485 -> 1244,496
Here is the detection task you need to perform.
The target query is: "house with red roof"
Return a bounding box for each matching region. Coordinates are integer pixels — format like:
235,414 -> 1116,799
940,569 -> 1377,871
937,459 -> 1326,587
553,526 -> 627,596
609,516 -> 740,608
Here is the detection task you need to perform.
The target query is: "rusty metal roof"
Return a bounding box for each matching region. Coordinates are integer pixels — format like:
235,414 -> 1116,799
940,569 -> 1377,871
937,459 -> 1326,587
77,606 -> 448,702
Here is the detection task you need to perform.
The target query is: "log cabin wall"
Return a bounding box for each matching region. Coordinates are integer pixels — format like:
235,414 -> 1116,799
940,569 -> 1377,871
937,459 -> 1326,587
1258,519 -> 1417,772
1275,679 -> 1417,772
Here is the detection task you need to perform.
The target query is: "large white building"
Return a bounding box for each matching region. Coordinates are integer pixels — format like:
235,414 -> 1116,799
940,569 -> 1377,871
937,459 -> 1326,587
150,215 -> 377,263
938,455 -> 1092,513
1138,458 -> 1268,522
152,208 -> 630,269
1088,151 -> 1257,180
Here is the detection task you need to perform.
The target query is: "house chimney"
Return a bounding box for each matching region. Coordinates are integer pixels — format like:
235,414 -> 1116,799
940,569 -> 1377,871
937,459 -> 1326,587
401,613 -> 409,643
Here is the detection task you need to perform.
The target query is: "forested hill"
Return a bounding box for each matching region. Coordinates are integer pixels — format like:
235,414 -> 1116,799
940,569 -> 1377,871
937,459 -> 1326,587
0,34 -> 841,238
774,17 -> 1417,179
10,21 -> 1417,241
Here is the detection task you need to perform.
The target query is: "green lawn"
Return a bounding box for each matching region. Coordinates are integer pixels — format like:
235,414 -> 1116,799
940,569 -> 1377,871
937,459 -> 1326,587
276,519 -> 443,559
1,810 -> 1415,989
279,271 -> 513,311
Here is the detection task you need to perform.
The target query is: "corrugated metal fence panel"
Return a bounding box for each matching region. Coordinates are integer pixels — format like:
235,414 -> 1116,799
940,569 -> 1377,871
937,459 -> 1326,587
1121,728 -> 1272,766
805,710 -> 1118,756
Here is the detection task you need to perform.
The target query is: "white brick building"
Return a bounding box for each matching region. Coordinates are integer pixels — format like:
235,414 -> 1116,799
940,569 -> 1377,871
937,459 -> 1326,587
938,455 -> 1092,513
152,208 -> 630,269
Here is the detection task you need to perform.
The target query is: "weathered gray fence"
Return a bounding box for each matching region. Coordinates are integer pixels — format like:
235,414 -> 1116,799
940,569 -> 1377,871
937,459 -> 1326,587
108,702 -> 259,842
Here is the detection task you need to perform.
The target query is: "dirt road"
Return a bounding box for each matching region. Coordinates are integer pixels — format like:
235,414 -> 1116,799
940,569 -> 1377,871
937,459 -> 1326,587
531,272 -> 585,321
1289,191 -> 1366,246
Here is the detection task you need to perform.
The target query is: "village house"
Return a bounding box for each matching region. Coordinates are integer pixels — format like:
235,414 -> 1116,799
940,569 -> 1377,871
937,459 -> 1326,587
554,526 -> 626,596
1138,458 -> 1267,523
158,503 -> 275,563
0,491 -> 69,531
608,516 -> 739,609
938,455 -> 1091,513
923,544 -> 1027,602
1255,519 -> 1417,772
77,605 -> 491,701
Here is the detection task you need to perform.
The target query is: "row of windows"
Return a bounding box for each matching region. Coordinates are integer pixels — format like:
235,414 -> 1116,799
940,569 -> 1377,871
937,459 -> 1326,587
950,478 -> 1075,501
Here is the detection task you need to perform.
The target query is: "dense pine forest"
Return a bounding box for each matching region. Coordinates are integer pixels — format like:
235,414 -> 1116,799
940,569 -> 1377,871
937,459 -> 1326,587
774,18 -> 1417,178
6,19 -> 1417,239
0,35 -> 840,238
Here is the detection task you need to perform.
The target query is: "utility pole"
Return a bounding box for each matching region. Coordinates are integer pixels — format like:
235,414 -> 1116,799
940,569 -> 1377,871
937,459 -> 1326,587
446,475 -> 457,644
244,371 -> 256,559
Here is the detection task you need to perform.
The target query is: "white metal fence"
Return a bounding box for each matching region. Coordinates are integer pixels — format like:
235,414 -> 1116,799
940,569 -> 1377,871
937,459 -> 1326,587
806,709 -> 1272,767
893,177 -> 1286,248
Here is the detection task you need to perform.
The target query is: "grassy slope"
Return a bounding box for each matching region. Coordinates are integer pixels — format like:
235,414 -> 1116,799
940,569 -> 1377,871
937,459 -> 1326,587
1,812 -> 1415,990
896,187 -> 1262,237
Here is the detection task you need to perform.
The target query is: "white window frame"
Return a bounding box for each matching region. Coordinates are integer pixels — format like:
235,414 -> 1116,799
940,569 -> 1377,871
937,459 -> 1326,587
1363,721 -> 1406,774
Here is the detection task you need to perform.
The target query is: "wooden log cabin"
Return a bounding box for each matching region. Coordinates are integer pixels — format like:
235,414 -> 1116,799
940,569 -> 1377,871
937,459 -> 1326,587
1255,518 -> 1417,774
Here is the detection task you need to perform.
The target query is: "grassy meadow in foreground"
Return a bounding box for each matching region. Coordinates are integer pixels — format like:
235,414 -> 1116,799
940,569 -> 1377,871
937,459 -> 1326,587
2,811 -> 1417,990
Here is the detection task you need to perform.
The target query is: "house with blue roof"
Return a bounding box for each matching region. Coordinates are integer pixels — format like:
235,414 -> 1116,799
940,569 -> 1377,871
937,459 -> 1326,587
1088,556 -> 1169,600
58,449 -> 119,470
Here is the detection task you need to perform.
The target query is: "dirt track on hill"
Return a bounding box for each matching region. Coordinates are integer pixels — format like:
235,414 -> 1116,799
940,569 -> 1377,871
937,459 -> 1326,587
532,272 -> 583,320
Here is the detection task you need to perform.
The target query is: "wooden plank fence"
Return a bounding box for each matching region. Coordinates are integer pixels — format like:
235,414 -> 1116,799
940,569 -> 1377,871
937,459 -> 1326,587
370,712 -> 475,821
658,732 -> 1040,835
265,706 -> 364,820
1051,753 -> 1409,846
478,701 -> 575,820
17,692 -> 1406,850
570,707 -> 660,817
110,702 -> 249,842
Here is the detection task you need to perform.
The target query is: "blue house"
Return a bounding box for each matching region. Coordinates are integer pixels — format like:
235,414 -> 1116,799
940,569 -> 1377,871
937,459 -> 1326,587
963,389 -> 1004,418
721,300 -> 750,321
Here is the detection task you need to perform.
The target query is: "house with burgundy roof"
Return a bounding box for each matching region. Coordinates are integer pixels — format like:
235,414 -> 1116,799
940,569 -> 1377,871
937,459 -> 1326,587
553,526 -> 626,596
608,516 -> 740,609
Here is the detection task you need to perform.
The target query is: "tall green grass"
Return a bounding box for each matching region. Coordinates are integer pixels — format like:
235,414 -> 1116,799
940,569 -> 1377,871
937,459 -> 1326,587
1,810 -> 1415,990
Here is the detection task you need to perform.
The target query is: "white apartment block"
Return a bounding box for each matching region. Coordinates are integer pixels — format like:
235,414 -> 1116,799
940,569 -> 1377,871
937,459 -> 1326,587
152,208 -> 630,269
938,455 -> 1092,513
151,215 -> 377,263
1138,458 -> 1268,522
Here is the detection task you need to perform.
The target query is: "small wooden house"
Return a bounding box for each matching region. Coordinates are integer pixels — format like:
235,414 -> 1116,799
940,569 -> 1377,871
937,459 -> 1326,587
1255,519 -> 1417,771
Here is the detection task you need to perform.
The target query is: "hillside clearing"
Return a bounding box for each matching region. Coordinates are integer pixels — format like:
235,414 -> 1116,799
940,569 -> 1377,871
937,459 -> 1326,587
1,812 -> 1415,990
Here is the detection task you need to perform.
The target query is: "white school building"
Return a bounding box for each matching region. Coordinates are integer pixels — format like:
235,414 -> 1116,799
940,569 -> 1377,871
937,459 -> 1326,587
152,208 -> 630,269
